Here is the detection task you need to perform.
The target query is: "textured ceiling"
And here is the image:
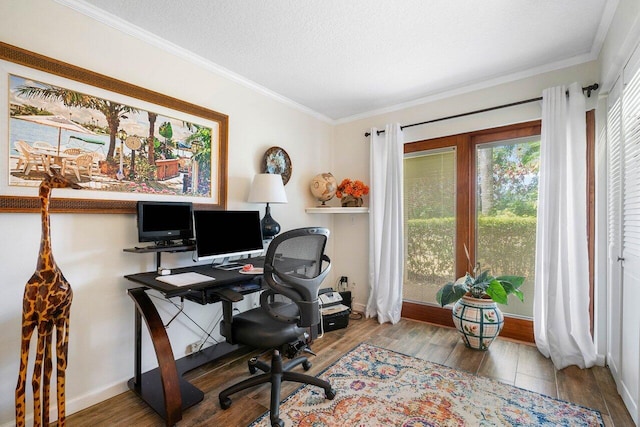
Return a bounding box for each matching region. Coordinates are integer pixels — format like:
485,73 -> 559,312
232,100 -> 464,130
70,0 -> 612,121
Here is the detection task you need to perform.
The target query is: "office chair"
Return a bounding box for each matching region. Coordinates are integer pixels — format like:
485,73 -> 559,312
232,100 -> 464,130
217,227 -> 336,427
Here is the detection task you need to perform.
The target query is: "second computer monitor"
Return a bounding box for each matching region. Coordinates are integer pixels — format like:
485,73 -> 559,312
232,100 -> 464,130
136,200 -> 194,245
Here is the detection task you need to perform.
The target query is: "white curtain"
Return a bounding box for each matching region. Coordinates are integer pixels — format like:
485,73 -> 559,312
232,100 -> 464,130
366,123 -> 404,324
534,83 -> 597,369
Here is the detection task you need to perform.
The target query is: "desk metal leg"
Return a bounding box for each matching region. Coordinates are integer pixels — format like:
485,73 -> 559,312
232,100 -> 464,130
127,288 -> 182,426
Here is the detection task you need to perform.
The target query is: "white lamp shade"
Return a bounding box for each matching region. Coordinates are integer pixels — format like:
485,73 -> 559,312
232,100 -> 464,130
248,173 -> 288,204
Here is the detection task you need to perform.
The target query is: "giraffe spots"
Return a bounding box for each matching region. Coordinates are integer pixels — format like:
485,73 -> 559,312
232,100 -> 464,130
40,269 -> 56,283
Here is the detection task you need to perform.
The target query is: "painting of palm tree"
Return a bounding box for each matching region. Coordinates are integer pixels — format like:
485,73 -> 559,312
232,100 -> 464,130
8,74 -> 216,199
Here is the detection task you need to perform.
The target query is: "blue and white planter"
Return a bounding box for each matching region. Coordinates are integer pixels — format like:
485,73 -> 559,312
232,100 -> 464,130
452,294 -> 504,350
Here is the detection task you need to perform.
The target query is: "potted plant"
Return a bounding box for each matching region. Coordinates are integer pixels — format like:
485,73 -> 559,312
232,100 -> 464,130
436,248 -> 525,350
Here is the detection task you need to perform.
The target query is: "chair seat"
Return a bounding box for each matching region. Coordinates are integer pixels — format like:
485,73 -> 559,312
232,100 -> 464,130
228,302 -> 306,348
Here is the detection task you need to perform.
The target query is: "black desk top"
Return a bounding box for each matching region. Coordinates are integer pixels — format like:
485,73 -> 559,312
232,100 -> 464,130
125,257 -> 264,298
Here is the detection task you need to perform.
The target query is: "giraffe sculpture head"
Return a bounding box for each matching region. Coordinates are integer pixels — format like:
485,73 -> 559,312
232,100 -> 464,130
42,167 -> 83,191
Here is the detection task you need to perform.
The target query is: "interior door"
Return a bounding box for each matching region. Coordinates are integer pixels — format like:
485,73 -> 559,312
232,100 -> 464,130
606,84 -> 623,386
607,52 -> 640,424
622,64 -> 640,422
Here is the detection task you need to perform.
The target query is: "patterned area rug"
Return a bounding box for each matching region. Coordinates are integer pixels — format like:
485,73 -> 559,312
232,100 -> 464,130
250,342 -> 603,426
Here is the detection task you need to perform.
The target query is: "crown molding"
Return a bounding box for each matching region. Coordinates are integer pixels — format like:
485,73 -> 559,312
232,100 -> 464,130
335,52 -> 598,125
54,0 -> 335,124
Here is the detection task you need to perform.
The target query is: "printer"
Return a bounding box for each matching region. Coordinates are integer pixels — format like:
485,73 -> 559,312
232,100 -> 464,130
318,289 -> 351,332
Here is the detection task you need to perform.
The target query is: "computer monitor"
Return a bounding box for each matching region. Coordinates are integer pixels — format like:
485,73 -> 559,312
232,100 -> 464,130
136,201 -> 194,245
193,210 -> 264,267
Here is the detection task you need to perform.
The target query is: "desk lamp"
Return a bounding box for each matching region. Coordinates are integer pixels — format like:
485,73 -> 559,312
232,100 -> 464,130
248,173 -> 288,239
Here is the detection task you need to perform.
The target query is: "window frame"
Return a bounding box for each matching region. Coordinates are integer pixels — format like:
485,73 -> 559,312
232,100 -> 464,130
402,118 -> 594,343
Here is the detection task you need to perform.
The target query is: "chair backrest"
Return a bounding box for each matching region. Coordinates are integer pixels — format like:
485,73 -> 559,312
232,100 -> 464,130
15,141 -> 37,159
74,153 -> 94,167
262,227 -> 331,328
15,140 -> 28,155
90,152 -> 105,162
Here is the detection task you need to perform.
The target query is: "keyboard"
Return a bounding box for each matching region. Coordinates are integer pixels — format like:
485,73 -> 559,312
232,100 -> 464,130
155,272 -> 214,287
135,240 -> 195,250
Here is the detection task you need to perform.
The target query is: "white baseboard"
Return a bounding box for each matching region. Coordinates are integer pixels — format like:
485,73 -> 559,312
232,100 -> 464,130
353,302 -> 366,314
4,380 -> 129,427
64,380 -> 129,418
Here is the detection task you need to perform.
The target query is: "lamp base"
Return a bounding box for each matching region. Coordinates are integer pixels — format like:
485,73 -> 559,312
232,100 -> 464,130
261,203 -> 281,239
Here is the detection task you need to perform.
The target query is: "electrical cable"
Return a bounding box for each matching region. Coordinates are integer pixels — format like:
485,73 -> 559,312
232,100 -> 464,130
349,311 -> 363,320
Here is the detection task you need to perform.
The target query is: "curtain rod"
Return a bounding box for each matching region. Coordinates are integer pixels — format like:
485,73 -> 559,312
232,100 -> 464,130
364,83 -> 599,137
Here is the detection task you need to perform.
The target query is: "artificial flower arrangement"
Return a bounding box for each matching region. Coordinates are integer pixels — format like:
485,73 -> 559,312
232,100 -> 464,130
336,178 -> 370,199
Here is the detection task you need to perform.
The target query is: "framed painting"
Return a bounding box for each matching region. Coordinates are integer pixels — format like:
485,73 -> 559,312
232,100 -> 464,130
0,42 -> 228,213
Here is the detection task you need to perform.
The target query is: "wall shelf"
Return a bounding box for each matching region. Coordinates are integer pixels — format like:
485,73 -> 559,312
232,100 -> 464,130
305,207 -> 369,214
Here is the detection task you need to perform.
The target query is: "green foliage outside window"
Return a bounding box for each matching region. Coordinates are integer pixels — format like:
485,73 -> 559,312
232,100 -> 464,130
406,215 -> 536,283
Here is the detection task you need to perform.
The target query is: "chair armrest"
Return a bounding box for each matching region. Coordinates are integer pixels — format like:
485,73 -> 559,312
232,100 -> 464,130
259,290 -> 299,324
213,288 -> 244,344
209,287 -> 243,302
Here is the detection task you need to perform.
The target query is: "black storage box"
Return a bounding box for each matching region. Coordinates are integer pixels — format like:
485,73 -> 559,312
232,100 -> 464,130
321,309 -> 350,332
318,289 -> 351,333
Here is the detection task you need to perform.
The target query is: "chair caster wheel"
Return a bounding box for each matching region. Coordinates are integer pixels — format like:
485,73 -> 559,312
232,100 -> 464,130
271,418 -> 284,427
220,396 -> 232,409
302,360 -> 312,370
325,388 -> 336,400
248,358 -> 258,374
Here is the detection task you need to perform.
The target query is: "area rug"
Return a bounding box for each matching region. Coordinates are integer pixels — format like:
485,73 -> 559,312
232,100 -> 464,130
250,342 -> 603,426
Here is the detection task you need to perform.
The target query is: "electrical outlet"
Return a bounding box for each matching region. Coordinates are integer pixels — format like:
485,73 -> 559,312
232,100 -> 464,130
339,276 -> 348,291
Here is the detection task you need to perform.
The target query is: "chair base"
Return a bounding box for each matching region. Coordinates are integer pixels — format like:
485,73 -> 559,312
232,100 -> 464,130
219,350 -> 335,427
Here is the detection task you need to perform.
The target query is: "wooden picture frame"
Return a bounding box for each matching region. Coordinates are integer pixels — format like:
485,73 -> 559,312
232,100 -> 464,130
0,42 -> 228,213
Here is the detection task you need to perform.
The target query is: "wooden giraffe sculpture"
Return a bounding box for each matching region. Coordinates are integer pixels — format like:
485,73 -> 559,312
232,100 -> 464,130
16,168 -> 81,427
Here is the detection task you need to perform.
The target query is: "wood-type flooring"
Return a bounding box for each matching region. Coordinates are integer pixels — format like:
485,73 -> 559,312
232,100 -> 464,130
64,316 -> 634,426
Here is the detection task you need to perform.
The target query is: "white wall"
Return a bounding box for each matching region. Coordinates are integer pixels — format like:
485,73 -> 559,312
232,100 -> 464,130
331,61 -> 600,319
0,0 -> 334,424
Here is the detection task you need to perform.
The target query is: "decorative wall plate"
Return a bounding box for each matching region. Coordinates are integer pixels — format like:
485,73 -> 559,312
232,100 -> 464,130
262,146 -> 292,185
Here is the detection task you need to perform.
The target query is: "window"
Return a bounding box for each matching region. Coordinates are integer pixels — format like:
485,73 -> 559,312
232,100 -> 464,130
402,121 -> 544,340
402,118 -> 594,341
475,137 -> 540,318
404,148 -> 456,305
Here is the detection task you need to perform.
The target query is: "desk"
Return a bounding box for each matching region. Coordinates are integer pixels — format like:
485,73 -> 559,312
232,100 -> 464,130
124,258 -> 264,426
